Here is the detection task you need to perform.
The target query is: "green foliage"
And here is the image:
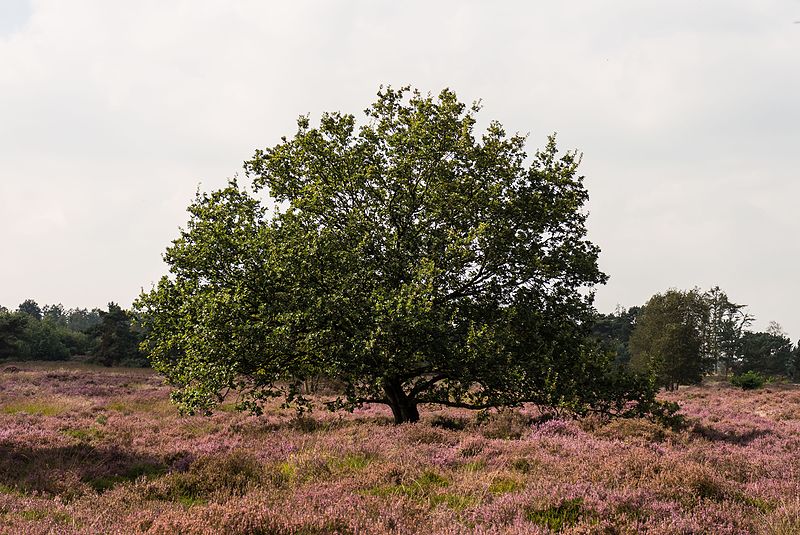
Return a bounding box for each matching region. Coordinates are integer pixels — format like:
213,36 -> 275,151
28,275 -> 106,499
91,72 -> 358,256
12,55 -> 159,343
136,86 -> 665,423
0,303 -> 101,362
88,303 -> 146,367
703,286 -> 752,376
0,311 -> 28,359
591,306 -> 639,367
730,370 -> 765,390
734,331 -> 793,378
17,299 -> 42,320
629,289 -> 710,390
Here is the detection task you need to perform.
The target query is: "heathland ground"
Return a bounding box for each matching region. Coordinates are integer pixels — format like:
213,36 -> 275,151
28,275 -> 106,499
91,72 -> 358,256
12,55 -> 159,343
1,363 -> 799,534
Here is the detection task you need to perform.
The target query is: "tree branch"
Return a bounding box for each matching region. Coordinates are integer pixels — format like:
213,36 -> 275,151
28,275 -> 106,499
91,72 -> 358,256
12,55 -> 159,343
409,373 -> 448,397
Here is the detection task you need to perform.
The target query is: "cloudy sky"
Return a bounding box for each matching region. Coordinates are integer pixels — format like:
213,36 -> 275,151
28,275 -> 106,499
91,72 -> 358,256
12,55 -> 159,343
1,1 -> 798,336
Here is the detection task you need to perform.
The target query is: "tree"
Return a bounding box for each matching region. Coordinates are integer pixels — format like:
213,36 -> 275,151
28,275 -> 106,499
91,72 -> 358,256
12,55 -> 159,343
136,87 -> 663,423
591,305 -> 640,367
789,341 -> 800,381
17,299 -> 42,321
0,311 -> 28,359
88,303 -> 144,367
702,286 -> 752,376
42,303 -> 67,325
629,289 -> 710,390
735,330 -> 793,377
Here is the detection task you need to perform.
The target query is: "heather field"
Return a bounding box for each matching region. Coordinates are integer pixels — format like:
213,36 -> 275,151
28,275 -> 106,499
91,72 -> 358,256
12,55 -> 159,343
0,364 -> 799,534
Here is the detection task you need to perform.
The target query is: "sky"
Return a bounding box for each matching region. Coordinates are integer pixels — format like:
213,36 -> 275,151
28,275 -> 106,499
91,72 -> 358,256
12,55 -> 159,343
1,1 -> 799,337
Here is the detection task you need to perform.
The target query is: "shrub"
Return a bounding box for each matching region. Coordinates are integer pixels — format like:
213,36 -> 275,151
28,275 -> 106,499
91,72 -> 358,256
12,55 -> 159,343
730,371 -> 765,390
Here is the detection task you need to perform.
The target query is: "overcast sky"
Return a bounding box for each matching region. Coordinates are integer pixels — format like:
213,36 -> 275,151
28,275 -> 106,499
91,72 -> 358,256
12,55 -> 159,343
1,1 -> 799,336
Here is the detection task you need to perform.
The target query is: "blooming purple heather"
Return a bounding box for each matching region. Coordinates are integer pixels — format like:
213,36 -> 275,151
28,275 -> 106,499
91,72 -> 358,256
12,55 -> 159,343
0,362 -> 799,534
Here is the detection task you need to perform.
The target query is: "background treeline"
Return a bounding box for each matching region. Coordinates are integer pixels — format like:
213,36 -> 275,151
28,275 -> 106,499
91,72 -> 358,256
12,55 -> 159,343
0,300 -> 146,367
2,287 -> 798,383
593,286 -> 799,389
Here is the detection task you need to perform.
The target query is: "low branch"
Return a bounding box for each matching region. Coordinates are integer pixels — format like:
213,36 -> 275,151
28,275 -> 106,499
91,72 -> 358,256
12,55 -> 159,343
409,374 -> 448,397
417,398 -> 497,410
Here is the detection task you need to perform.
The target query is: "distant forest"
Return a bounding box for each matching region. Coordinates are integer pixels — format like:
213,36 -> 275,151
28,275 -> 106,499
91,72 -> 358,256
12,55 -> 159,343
1,285 -> 798,387
593,286 -> 799,389
0,300 -> 145,367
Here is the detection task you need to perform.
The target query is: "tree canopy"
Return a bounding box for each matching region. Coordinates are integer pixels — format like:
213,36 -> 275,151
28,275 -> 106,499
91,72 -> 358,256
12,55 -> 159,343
136,87 -> 665,423
629,289 -> 709,390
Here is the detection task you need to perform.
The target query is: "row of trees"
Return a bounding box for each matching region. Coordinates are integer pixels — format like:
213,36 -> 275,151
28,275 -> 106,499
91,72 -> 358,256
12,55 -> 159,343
0,300 -> 145,366
593,287 -> 799,390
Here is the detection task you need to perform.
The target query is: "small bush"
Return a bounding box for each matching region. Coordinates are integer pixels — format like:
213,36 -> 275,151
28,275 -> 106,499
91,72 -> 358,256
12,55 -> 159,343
730,371 -> 765,390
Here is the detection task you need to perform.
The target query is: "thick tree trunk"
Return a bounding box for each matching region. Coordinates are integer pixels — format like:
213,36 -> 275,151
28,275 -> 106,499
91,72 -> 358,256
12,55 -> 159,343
383,378 -> 420,424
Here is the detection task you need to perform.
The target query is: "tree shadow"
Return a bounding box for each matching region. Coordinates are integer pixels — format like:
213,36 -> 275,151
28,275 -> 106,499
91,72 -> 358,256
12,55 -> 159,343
691,423 -> 772,445
0,441 -> 167,497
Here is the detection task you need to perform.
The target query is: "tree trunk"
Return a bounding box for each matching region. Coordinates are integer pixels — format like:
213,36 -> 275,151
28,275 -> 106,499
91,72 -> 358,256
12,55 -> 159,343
383,378 -> 420,424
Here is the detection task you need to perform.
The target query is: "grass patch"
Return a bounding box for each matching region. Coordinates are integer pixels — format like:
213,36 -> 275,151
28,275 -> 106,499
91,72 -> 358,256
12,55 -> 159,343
734,493 -> 776,513
106,399 -> 175,416
19,509 -> 73,524
177,495 -> 207,507
510,458 -> 536,474
369,470 -> 449,497
525,498 -> 596,532
367,470 -> 474,510
0,484 -> 25,495
462,460 -> 486,473
63,427 -> 104,442
488,476 -> 524,494
87,462 -> 166,492
329,453 -> 373,472
429,492 -> 478,511
2,401 -> 67,416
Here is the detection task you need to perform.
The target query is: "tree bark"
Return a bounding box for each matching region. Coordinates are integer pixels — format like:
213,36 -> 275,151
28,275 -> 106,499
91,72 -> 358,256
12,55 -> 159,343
383,378 -> 420,424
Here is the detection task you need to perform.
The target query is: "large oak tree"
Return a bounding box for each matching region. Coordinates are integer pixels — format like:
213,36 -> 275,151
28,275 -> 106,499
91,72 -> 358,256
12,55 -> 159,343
136,87 -> 661,423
